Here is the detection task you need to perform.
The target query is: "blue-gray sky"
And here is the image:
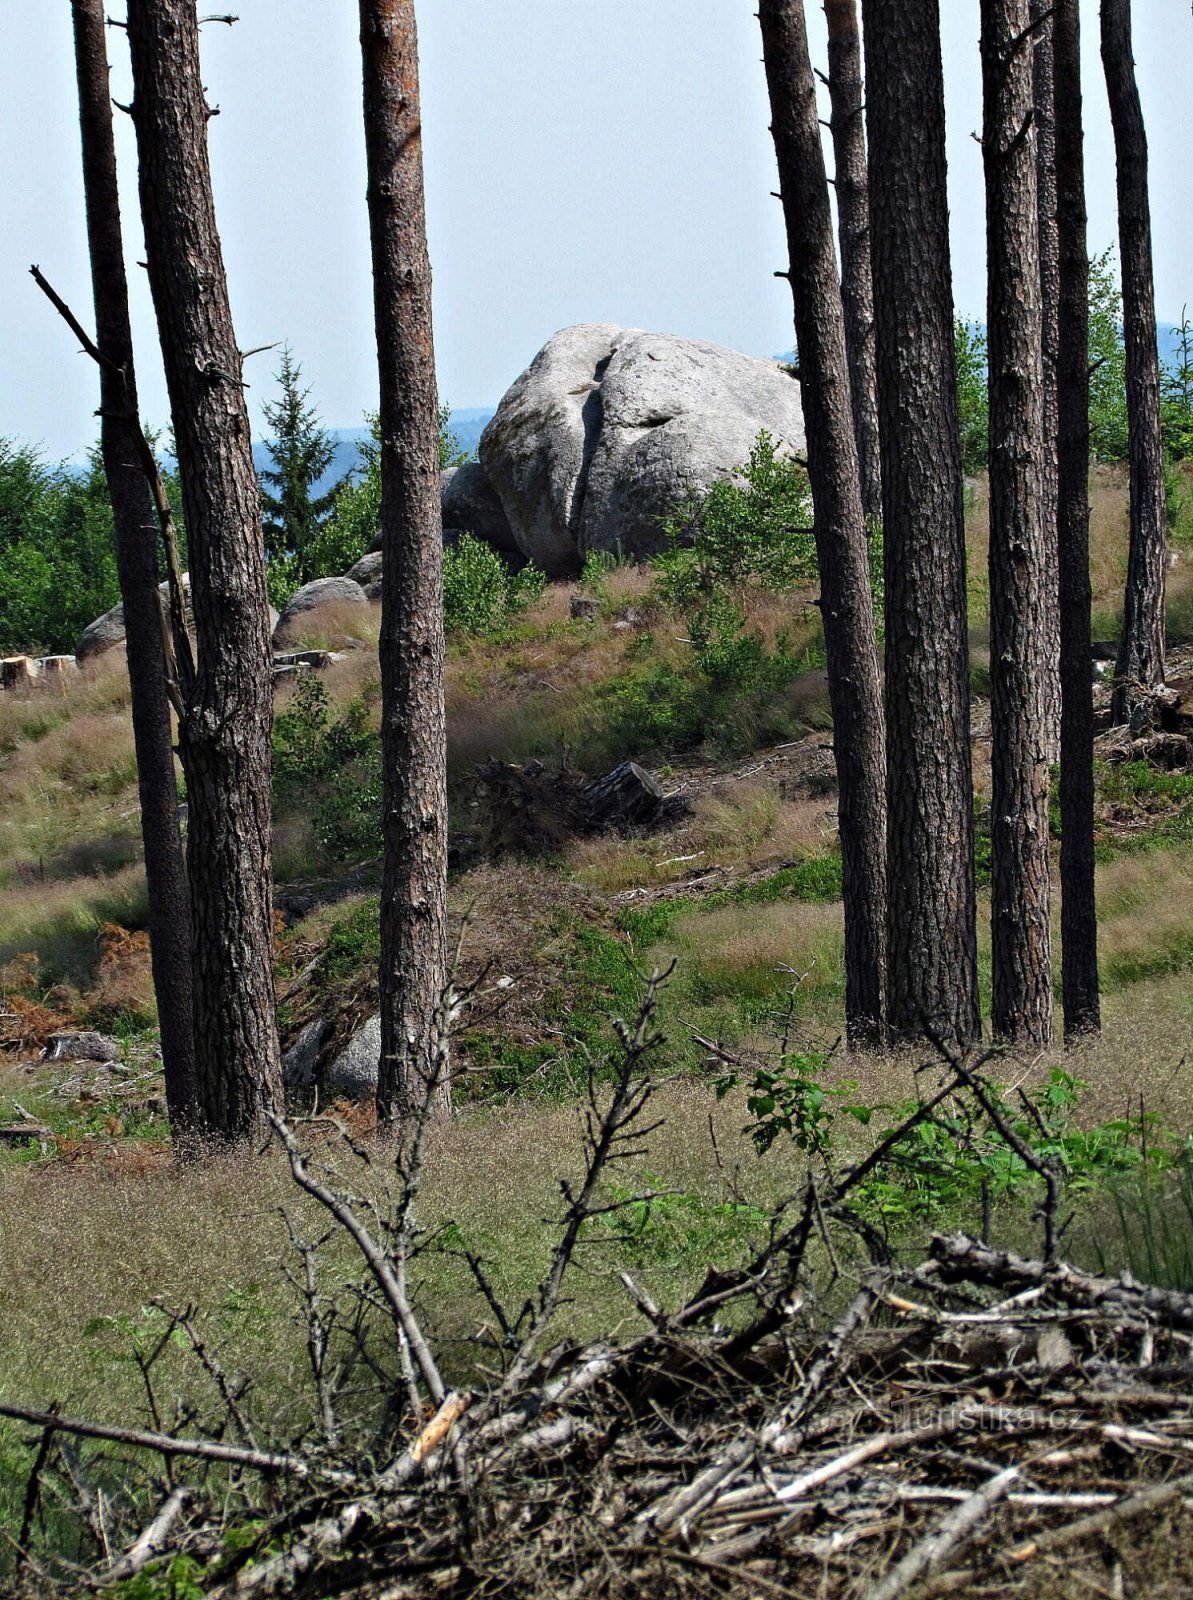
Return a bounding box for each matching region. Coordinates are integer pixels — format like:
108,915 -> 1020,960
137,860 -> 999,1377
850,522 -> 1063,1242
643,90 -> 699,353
2,2 -> 1190,462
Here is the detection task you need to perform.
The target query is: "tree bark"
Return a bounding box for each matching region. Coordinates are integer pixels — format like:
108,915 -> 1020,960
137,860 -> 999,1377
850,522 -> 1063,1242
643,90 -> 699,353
982,0 -> 1054,1046
862,0 -> 981,1048
125,0 -> 282,1141
1101,0 -> 1167,724
359,0 -> 450,1121
823,0 -> 882,525
1032,0 -> 1063,761
71,0 -> 196,1134
759,0 -> 888,1050
1054,0 -> 1101,1037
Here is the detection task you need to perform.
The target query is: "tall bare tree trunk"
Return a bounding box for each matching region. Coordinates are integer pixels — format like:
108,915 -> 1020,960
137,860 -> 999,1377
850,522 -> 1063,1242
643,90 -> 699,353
359,0 -> 450,1121
125,0 -> 282,1141
862,0 -> 981,1048
760,0 -> 887,1050
823,0 -> 882,524
982,0 -> 1053,1047
1055,0 -> 1101,1037
1032,0 -> 1063,760
1101,0 -> 1167,724
71,0 -> 196,1135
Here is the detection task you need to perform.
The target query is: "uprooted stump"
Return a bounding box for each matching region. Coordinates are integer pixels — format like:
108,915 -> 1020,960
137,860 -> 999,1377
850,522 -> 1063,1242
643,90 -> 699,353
474,756 -> 683,854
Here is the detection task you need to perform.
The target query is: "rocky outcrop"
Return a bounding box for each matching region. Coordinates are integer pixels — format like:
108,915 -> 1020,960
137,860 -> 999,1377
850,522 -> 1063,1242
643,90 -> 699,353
345,551 -> 383,590
479,326 -> 805,572
324,1014 -> 381,1101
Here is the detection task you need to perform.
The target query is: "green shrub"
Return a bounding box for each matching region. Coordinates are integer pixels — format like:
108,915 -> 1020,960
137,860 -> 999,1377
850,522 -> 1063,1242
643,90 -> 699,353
272,674 -> 383,860
1162,310 -> 1193,463
1088,247 -> 1129,463
443,534 -> 544,635
652,430 -> 815,606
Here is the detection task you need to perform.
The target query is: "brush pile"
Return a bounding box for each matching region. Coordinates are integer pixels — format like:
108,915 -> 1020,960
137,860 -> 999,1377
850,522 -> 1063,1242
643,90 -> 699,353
4,984 -> 1193,1598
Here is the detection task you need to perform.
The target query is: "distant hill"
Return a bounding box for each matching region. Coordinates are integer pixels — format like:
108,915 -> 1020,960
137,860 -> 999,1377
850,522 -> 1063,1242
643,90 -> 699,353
252,406 -> 495,496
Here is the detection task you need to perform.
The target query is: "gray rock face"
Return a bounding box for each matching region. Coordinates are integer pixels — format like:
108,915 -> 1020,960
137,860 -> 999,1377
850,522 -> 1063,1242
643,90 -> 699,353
273,576 -> 368,644
324,1013 -> 381,1101
441,463 -> 518,554
76,574 -> 195,662
345,551 -> 383,588
76,603 -> 129,662
282,1018 -> 331,1097
580,334 -> 805,559
479,323 -> 622,575
479,326 -> 805,570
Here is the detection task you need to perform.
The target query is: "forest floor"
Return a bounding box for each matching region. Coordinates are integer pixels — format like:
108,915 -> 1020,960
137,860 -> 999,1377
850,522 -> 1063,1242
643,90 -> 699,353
1,467 -> 1193,1595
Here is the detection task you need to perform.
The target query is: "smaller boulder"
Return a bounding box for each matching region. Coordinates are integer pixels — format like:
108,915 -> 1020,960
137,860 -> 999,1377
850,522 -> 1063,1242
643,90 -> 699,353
345,551 -> 383,588
324,1014 -> 381,1101
76,575 -> 194,662
441,462 -> 519,554
41,1031 -> 121,1063
76,605 -> 128,661
273,576 -> 368,644
282,1019 -> 331,1098
570,596 -> 599,621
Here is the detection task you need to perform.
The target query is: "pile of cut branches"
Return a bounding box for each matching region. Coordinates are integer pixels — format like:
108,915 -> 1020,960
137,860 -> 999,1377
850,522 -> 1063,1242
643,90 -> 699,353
4,980 -> 1193,1598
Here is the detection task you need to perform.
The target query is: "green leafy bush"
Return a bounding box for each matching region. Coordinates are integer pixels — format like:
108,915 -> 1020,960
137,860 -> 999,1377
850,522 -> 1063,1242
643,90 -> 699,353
653,431 -> 814,607
1088,247 -> 1130,463
443,534 -> 544,635
1162,310 -> 1193,465
272,674 -> 383,860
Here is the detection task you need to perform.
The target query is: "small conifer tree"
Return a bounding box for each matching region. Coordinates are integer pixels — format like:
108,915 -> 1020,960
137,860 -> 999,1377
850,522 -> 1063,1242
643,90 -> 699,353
259,346 -> 344,598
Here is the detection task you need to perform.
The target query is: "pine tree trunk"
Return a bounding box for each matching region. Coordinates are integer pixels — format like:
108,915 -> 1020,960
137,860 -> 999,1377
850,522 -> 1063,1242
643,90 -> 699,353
759,0 -> 888,1050
71,0 -> 197,1135
1032,0 -> 1063,761
1101,0 -> 1167,724
1055,0 -> 1101,1038
823,0 -> 882,525
982,0 -> 1054,1047
359,0 -> 450,1121
862,0 -> 981,1048
126,0 -> 282,1141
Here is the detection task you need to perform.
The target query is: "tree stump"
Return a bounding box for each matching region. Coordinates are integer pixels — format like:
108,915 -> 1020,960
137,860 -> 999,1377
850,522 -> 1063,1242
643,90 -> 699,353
578,762 -> 664,829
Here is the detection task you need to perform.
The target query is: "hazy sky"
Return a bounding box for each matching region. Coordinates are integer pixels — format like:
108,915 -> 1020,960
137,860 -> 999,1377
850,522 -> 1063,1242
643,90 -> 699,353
2,2 -> 1191,462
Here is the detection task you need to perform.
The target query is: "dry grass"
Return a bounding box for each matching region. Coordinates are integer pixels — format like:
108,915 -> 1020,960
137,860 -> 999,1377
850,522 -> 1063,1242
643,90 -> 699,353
653,896 -> 846,1016
567,782 -> 835,893
1094,842 -> 1193,991
0,865 -> 149,984
275,597 -> 381,651
0,1075 -> 798,1423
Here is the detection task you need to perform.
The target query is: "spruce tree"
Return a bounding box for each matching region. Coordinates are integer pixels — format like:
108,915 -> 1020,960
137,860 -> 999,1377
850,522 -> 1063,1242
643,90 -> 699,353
260,346 -> 342,590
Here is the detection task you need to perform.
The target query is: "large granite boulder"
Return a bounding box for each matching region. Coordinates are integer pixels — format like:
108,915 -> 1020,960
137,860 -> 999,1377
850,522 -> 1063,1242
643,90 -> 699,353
580,333 -> 806,558
479,323 -> 621,574
273,575 -> 368,644
478,326 -> 805,572
440,462 -> 519,555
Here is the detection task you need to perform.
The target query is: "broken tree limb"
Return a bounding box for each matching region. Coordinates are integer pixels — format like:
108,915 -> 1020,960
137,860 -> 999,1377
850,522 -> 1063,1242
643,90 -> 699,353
0,1400 -> 351,1483
868,1467 -> 1020,1600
